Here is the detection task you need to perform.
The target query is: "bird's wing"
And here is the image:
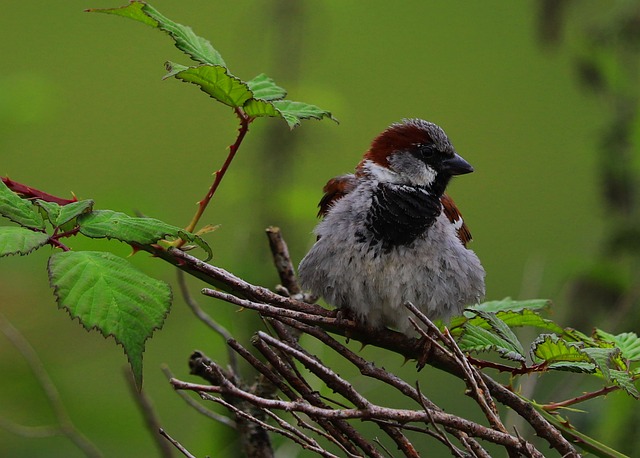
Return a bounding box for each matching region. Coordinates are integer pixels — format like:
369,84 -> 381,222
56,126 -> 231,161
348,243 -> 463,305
318,174 -> 358,217
440,193 -> 472,247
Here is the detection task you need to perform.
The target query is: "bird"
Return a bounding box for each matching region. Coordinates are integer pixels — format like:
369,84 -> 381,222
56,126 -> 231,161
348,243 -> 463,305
298,118 -> 485,334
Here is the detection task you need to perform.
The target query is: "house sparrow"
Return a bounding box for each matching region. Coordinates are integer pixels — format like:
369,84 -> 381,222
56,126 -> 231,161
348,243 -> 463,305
298,118 -> 485,334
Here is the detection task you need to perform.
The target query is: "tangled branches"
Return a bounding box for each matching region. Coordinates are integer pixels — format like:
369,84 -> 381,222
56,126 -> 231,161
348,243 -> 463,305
149,231 -> 579,457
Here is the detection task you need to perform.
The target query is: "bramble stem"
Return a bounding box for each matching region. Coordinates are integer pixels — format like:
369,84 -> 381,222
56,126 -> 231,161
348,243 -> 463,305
181,108 -> 254,241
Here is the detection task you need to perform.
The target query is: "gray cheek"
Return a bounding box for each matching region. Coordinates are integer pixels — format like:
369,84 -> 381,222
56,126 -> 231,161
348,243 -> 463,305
388,153 -> 435,186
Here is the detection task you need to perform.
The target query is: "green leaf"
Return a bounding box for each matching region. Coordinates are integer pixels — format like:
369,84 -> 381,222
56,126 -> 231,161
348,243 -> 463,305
77,210 -> 212,260
271,100 -> 337,129
36,199 -> 94,228
88,1 -> 225,66
0,179 -> 45,230
48,251 -> 172,388
87,1 -> 158,27
495,309 -> 564,333
596,330 -> 640,361
609,369 -> 640,399
458,323 -> 525,362
0,227 -> 49,256
165,62 -> 252,108
475,311 -> 525,356
531,334 -> 596,372
246,73 -> 287,101
467,298 -> 551,315
582,347 -> 621,380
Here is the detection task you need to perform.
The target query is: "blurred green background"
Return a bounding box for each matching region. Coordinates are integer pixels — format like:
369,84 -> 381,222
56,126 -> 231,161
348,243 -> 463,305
1,1 -> 638,457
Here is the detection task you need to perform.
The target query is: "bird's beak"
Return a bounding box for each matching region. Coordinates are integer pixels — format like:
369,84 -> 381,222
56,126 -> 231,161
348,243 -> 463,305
442,153 -> 474,175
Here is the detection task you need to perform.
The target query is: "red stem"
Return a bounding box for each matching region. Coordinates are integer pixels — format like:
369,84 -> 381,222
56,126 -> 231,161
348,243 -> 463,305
2,177 -> 77,205
182,108 -> 254,236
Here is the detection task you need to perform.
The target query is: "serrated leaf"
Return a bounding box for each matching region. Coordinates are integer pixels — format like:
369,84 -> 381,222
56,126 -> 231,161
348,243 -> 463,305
166,63 -> 252,108
0,227 -> 49,257
271,100 -> 337,129
582,347 -> 621,380
246,73 -> 287,101
609,369 -> 640,398
0,179 -> 45,230
467,298 -> 551,315
77,210 -> 212,261
48,251 -> 171,388
88,1 -> 225,66
531,334 -> 595,372
475,310 -> 525,356
596,330 -> 640,361
36,199 -> 94,228
496,310 -> 564,333
458,323 -> 525,362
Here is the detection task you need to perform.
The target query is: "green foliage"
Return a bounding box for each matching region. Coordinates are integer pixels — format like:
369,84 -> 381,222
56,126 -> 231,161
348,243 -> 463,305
48,251 -> 171,389
452,300 -> 640,400
0,181 -> 210,389
77,210 -> 212,260
0,227 -> 50,257
0,179 -> 45,229
88,0 -> 336,128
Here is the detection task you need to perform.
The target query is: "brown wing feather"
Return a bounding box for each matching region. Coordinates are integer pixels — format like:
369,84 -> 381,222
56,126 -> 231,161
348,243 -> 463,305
318,174 -> 357,217
440,194 -> 472,247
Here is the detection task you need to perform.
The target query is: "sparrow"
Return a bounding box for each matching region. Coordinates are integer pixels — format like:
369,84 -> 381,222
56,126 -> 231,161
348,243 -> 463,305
298,118 -> 485,334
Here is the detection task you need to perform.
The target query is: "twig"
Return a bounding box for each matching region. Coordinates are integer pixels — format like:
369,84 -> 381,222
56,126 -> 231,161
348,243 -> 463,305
161,365 -> 236,429
265,226 -> 301,296
170,377 -> 541,452
0,313 -> 102,458
176,269 -> 237,372
124,368 -> 174,458
158,429 -> 196,458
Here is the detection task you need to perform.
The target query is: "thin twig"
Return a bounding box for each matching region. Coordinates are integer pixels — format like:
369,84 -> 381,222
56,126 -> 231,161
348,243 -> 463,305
0,313 -> 102,458
124,368 -> 174,458
265,226 -> 301,296
170,377 -> 540,452
176,269 -> 238,372
161,365 -> 236,429
158,429 -> 197,458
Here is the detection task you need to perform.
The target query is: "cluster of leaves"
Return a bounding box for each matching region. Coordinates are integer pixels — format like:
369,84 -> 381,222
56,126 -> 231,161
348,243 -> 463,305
450,298 -> 640,399
87,1 -> 336,128
0,179 -> 210,388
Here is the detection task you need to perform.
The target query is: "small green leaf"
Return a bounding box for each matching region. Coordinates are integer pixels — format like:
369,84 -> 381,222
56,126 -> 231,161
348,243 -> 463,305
246,73 -> 287,101
271,100 -> 337,129
86,1 -> 158,27
609,369 -> 640,399
77,210 -> 212,260
467,298 -> 551,315
475,310 -> 525,356
596,330 -> 640,361
166,63 -> 252,108
36,199 -> 94,228
458,323 -> 525,362
48,251 -> 172,388
0,179 -> 45,230
582,347 -> 621,380
88,1 -> 225,66
0,227 -> 49,257
531,334 -> 595,372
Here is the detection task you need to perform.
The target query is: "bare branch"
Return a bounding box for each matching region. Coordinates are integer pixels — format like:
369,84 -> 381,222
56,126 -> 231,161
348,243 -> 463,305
158,429 -> 197,458
124,368 -> 174,458
176,269 -> 238,372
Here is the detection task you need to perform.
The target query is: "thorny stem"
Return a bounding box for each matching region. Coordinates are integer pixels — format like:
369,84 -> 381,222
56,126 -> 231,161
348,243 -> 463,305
541,374 -> 640,411
181,107 -> 254,241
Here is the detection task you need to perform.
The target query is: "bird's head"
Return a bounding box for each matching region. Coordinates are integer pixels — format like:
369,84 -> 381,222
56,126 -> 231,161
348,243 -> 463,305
357,118 -> 473,195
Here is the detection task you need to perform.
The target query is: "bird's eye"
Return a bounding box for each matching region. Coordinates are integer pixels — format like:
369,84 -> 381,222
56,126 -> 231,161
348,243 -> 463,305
417,144 -> 436,160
